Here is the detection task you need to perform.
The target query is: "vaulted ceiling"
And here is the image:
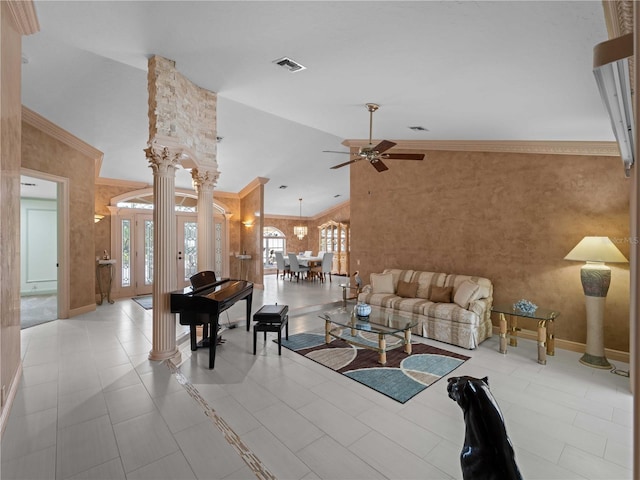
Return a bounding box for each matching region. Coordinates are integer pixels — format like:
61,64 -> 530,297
21,1 -> 616,216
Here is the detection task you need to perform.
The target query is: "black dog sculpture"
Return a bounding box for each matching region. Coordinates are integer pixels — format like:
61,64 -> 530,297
447,375 -> 523,480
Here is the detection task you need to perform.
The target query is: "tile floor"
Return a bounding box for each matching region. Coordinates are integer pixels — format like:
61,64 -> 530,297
1,275 -> 633,479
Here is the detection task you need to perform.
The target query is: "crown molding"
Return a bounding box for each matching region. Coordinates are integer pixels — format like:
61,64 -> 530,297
342,139 -> 621,157
6,0 -> 39,35
95,177 -> 149,189
22,106 -> 104,175
213,190 -> 239,199
264,199 -> 350,220
238,177 -> 269,198
263,214 -> 302,221
602,0 -> 633,37
310,199 -> 350,221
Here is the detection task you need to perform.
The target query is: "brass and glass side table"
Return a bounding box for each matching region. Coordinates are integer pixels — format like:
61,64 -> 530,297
491,304 -> 560,365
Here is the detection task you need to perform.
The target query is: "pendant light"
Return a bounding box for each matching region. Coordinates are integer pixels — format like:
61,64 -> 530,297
293,198 -> 307,240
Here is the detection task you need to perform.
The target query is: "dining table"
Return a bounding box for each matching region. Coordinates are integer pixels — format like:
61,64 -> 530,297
296,255 -> 323,280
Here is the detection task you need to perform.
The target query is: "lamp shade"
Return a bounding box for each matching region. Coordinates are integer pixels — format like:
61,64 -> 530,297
564,236 -> 628,263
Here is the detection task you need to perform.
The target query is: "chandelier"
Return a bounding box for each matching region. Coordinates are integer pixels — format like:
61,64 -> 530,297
293,198 -> 307,240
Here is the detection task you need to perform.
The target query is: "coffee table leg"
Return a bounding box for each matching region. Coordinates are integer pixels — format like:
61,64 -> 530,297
325,319 -> 331,343
404,328 -> 412,354
378,333 -> 386,365
547,319 -> 555,356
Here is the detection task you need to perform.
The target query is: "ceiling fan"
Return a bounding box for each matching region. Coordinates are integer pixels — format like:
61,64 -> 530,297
324,103 -> 425,172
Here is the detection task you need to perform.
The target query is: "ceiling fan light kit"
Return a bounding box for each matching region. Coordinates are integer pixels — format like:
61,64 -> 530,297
328,103 -> 425,172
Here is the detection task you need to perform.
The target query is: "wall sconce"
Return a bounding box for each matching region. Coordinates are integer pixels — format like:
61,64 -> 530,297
94,214 -> 105,223
242,220 -> 253,228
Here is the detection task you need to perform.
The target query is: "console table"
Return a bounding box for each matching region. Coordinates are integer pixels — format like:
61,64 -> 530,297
96,259 -> 116,305
492,303 -> 560,365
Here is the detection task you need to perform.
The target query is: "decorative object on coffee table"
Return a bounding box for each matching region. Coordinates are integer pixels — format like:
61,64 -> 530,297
355,302 -> 371,317
564,236 -> 628,369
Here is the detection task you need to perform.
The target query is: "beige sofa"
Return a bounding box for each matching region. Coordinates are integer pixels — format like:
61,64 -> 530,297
357,269 -> 493,349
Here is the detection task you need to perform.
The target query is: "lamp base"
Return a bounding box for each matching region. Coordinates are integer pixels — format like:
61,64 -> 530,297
579,352 -> 612,369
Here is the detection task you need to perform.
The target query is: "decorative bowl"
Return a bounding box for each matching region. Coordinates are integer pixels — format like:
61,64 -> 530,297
356,303 -> 371,317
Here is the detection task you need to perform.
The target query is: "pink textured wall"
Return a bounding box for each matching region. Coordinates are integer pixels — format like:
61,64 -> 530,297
350,150 -> 631,352
22,122 -> 96,311
239,186 -> 263,285
1,0 -> 23,423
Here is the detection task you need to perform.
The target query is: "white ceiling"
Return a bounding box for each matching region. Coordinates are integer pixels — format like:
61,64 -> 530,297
21,1 -> 613,216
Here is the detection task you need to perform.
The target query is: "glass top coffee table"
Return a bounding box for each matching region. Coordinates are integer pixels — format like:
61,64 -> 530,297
319,304 -> 418,365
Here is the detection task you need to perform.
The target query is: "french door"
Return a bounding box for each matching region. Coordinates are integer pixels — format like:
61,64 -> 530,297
131,213 -> 198,295
115,207 -> 227,298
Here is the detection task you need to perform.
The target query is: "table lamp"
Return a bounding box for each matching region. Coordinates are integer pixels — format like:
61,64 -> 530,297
564,236 -> 628,368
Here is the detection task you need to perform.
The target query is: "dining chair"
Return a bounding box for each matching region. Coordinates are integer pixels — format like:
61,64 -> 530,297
274,252 -> 290,279
288,253 -> 310,282
311,252 -> 333,283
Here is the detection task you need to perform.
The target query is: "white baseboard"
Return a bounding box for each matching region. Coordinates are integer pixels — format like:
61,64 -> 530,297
0,363 -> 22,437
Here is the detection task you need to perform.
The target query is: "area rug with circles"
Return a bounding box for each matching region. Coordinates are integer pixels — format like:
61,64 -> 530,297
279,331 -> 469,403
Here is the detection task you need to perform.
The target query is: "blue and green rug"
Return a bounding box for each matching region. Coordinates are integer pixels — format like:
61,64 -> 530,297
280,332 -> 469,403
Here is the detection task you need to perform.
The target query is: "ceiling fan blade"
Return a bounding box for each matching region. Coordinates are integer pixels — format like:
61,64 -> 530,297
330,159 -> 358,169
372,140 -> 397,154
371,159 -> 389,172
385,153 -> 425,161
323,150 -> 352,155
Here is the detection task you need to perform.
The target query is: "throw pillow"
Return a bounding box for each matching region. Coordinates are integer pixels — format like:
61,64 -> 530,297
453,280 -> 481,309
396,280 -> 419,298
371,272 -> 395,294
430,286 -> 453,303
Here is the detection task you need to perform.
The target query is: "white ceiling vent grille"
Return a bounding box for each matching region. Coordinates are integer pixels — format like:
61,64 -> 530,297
273,57 -> 306,73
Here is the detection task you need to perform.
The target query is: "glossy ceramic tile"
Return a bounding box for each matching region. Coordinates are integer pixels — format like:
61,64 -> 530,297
0,275 -> 634,480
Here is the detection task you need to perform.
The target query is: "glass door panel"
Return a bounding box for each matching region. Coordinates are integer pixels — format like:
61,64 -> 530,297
177,216 -> 198,288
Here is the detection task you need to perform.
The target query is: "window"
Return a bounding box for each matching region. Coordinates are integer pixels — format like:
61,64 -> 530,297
263,227 -> 286,266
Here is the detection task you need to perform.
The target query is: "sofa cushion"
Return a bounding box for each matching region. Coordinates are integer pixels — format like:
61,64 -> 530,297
445,274 -> 492,300
397,280 -> 419,298
453,280 -> 480,309
411,271 -> 447,299
371,273 -> 395,294
383,269 -> 416,290
392,297 -> 434,314
430,286 -> 453,303
422,302 -> 481,326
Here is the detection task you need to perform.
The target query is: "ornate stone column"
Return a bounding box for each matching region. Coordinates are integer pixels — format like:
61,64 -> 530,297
192,167 -> 219,272
145,144 -> 181,362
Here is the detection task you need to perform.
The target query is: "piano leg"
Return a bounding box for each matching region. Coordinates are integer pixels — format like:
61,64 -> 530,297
245,293 -> 253,331
190,325 -> 198,351
208,314 -> 218,369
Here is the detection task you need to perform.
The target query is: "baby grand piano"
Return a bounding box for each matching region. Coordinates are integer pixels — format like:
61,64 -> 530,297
170,271 -> 253,369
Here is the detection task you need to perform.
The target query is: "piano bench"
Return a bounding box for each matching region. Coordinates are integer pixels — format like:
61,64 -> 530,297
253,304 -> 289,355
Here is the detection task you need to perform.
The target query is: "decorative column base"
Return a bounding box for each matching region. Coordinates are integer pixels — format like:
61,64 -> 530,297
579,352 -> 612,369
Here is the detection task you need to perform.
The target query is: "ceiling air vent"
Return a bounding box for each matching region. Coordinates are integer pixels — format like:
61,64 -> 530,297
273,57 -> 306,73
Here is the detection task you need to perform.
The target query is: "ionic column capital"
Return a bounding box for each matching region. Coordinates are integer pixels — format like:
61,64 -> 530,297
145,144 -> 181,176
191,167 -> 219,192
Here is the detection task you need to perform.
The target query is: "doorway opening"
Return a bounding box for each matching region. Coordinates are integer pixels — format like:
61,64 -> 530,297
20,173 -> 66,328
